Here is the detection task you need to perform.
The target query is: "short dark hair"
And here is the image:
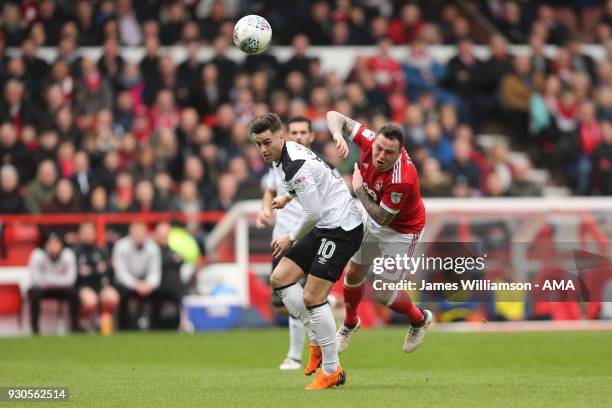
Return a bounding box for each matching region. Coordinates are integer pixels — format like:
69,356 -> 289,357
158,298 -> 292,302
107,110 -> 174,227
248,113 -> 282,136
287,116 -> 311,132
377,124 -> 405,147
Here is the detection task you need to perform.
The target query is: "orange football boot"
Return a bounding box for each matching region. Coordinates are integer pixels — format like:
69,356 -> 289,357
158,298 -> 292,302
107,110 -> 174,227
305,366 -> 346,390
303,344 -> 322,375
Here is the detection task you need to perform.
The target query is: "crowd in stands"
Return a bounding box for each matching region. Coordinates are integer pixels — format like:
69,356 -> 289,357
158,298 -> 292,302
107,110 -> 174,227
0,0 -> 611,238
3,1 -> 612,333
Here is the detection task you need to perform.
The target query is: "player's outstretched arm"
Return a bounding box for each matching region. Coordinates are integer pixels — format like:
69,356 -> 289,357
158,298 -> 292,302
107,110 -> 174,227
352,164 -> 396,226
327,110 -> 359,157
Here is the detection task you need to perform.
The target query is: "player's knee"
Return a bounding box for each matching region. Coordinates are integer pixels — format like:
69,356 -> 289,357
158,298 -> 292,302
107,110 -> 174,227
302,289 -> 325,308
269,272 -> 283,289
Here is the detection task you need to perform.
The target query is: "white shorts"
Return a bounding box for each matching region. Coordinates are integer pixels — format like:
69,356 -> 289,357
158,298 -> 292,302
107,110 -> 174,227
350,213 -> 421,282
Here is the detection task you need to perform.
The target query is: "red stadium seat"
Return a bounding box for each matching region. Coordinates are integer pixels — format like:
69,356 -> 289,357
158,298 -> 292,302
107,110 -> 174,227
0,284 -> 23,327
1,224 -> 39,264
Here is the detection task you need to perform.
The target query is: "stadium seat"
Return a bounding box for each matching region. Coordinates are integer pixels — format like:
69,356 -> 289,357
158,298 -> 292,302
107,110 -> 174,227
1,224 -> 40,264
0,284 -> 23,328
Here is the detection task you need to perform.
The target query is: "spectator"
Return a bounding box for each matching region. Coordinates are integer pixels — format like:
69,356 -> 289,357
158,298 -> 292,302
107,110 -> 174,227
424,120 -> 454,169
367,38 -> 405,95
420,157 -> 453,197
389,3 -> 424,45
283,34 -> 313,79
116,0 -> 142,46
507,157 -> 542,197
0,79 -> 39,134
500,54 -> 546,141
151,222 -> 186,330
301,1 -> 332,45
73,221 -> 119,329
28,233 -> 79,334
0,123 -> 30,182
448,139 -> 481,194
112,222 -> 162,330
75,58 -> 113,117
592,121 -> 612,195
0,164 -> 25,213
25,160 -> 57,214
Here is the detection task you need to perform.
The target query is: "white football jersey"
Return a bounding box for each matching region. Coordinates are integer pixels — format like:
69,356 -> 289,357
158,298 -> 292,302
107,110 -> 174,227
261,168 -> 302,239
272,141 -> 362,241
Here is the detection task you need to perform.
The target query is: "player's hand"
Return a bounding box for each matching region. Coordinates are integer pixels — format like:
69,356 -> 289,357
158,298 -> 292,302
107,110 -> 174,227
334,134 -> 349,158
271,236 -> 293,259
352,163 -> 363,191
271,195 -> 291,209
255,208 -> 273,228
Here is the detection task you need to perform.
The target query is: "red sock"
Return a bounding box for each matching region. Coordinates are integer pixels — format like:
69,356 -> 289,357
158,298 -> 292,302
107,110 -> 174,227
343,282 -> 364,327
389,291 -> 424,325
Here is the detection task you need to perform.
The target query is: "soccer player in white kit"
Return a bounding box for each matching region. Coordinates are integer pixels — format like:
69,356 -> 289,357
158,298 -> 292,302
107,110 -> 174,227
250,113 -> 363,390
256,117 -> 315,371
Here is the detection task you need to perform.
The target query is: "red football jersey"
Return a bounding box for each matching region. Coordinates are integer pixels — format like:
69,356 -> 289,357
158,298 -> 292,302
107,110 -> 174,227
350,123 -> 426,234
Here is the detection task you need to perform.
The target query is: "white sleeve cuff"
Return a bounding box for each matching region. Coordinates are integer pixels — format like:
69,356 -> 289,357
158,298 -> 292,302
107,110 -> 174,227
348,122 -> 361,140
380,202 -> 400,214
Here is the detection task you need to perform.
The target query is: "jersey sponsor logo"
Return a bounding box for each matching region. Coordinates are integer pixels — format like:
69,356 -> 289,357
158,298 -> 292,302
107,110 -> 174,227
390,192 -> 403,204
375,179 -> 383,191
362,129 -> 376,141
363,183 -> 378,202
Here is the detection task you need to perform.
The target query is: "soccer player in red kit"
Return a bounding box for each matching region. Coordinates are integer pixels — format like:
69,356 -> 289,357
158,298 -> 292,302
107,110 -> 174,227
327,110 -> 433,354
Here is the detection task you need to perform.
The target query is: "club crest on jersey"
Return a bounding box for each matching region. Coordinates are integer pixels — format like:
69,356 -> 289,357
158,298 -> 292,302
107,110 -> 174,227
363,129 -> 376,141
390,192 -> 403,204
375,179 -> 383,191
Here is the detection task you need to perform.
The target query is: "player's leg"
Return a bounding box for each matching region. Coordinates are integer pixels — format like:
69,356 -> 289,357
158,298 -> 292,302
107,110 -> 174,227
371,231 -> 433,352
271,256 -> 305,370
304,224 -> 363,390
336,260 -> 367,353
270,257 -> 308,322
336,222 -> 376,353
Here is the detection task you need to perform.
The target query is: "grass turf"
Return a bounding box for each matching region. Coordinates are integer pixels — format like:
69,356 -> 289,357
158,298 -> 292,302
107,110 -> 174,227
0,328 -> 611,407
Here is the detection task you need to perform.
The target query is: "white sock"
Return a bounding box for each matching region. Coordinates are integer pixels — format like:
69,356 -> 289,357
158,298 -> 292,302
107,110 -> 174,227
307,302 -> 339,375
277,283 -> 317,345
287,316 -> 305,362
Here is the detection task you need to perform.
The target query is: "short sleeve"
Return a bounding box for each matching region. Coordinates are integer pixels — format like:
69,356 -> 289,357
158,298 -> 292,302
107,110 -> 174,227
350,123 -> 377,150
380,183 -> 411,215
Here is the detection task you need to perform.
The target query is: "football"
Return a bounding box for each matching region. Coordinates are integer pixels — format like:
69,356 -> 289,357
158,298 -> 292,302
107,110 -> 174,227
233,15 -> 272,55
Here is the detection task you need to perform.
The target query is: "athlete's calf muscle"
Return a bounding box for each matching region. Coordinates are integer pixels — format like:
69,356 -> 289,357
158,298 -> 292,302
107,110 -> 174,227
345,261 -> 368,285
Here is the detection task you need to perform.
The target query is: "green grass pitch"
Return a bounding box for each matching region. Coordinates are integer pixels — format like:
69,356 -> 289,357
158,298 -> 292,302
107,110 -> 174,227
1,328 -> 611,407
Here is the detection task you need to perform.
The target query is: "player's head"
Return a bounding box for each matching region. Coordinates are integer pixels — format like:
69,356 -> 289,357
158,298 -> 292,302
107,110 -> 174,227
372,124 -> 404,171
287,116 -> 314,148
249,113 -> 285,163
